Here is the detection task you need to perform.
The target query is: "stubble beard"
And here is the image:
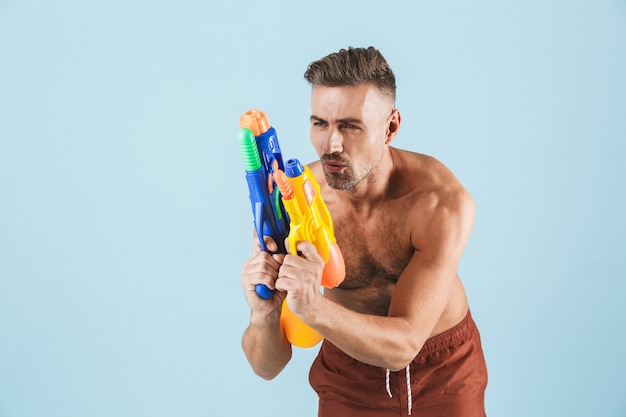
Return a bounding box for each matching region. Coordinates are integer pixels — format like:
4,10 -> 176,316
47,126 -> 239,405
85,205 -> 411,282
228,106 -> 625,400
322,153 -> 383,191
324,169 -> 359,191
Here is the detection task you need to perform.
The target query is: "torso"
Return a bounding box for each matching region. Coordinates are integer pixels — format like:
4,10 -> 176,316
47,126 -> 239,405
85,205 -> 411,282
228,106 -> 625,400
310,147 -> 470,337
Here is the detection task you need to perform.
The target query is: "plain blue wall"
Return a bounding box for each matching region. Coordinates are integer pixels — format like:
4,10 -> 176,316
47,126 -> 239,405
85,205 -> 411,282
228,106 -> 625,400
1,1 -> 625,416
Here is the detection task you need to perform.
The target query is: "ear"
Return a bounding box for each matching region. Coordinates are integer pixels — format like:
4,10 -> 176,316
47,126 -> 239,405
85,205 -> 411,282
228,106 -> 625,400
385,109 -> 401,144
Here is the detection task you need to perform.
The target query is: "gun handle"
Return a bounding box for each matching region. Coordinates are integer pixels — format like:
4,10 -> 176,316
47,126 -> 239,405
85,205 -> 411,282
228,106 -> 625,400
255,284 -> 273,299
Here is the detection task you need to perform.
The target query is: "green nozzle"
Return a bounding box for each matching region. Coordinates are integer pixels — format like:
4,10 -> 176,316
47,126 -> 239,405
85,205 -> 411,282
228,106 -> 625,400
238,128 -> 262,171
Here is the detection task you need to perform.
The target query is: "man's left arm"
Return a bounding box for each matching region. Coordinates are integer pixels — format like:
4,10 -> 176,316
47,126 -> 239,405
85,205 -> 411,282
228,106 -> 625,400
276,187 -> 475,370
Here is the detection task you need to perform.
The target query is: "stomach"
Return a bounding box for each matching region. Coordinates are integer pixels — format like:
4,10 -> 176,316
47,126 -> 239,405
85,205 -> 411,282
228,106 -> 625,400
324,283 -> 395,317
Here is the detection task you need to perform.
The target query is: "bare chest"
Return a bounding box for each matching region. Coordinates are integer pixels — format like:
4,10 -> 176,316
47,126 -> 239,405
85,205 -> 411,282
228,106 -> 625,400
336,221 -> 411,288
327,209 -> 414,315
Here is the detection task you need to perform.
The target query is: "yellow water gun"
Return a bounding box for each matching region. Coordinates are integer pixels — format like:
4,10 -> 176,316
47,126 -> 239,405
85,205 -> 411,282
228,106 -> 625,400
274,158 -> 345,348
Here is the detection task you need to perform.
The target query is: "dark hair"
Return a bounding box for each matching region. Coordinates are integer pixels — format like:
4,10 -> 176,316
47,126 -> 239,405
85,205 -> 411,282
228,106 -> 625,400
304,46 -> 396,102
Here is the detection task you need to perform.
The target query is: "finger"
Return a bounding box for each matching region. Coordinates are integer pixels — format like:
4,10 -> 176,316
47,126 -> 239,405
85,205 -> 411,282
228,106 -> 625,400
248,251 -> 282,270
274,276 -> 293,293
263,236 -> 278,253
242,253 -> 281,287
255,275 -> 277,291
278,253 -> 304,273
294,240 -> 323,263
284,237 -> 291,254
272,253 -> 285,264
242,267 -> 278,293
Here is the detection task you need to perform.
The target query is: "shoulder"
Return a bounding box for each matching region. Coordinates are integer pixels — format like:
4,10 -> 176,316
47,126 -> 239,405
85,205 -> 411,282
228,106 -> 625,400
391,148 -> 458,185
391,148 -> 475,254
391,148 -> 470,198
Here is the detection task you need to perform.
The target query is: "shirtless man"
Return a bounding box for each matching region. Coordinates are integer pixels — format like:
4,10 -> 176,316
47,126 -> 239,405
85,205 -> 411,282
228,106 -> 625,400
241,46 -> 488,416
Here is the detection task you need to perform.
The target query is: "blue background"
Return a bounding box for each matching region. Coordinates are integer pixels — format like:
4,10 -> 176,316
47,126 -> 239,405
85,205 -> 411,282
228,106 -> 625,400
1,1 -> 625,416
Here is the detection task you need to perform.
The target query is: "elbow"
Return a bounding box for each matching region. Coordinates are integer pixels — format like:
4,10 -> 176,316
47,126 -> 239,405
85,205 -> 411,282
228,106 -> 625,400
385,336 -> 424,372
241,328 -> 293,381
249,351 -> 292,380
386,359 -> 415,372
252,363 -> 287,381
255,368 -> 282,381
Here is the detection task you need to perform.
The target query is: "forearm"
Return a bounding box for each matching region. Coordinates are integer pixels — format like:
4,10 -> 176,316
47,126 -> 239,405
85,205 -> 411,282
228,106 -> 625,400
241,309 -> 292,379
305,297 -> 427,371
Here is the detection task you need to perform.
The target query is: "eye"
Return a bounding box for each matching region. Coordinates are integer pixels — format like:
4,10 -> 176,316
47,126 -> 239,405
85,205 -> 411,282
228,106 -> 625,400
342,124 -> 359,131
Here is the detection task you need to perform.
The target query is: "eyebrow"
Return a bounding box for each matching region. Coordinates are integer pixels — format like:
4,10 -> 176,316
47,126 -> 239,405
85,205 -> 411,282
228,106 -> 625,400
310,115 -> 363,124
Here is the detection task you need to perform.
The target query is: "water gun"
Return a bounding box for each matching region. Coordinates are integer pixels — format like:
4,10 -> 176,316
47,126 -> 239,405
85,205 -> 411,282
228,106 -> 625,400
274,158 -> 346,348
238,109 -> 290,299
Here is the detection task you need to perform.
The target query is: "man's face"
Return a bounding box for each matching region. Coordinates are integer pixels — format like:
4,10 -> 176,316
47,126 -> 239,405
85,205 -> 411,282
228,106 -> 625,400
310,84 -> 395,191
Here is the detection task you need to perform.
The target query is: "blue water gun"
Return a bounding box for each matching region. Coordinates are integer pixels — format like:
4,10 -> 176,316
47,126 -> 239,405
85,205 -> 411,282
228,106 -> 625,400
238,109 -> 290,299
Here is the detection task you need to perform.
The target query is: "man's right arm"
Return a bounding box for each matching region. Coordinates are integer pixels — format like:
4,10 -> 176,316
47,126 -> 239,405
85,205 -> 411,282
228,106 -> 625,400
241,308 -> 292,380
240,239 -> 292,379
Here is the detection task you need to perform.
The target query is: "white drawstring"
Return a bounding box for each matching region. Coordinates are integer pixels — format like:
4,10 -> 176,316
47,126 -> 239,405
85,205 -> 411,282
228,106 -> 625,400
385,369 -> 392,398
405,365 -> 412,415
385,366 -> 413,415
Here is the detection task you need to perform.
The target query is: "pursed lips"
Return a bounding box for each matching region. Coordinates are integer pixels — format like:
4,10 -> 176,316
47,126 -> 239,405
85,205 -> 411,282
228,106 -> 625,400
323,159 -> 347,173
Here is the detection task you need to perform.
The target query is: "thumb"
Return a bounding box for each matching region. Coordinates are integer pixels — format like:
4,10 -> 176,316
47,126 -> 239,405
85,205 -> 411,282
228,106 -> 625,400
294,240 -> 323,263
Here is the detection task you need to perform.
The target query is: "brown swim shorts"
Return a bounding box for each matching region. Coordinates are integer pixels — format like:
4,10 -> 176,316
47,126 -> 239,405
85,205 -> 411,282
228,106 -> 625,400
309,310 -> 488,416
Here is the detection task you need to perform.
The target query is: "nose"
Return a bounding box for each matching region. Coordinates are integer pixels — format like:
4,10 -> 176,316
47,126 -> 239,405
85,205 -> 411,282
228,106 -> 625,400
323,128 -> 343,154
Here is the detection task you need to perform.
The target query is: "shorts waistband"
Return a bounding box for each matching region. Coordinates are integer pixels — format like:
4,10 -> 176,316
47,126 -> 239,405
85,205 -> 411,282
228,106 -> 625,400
416,309 -> 476,359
